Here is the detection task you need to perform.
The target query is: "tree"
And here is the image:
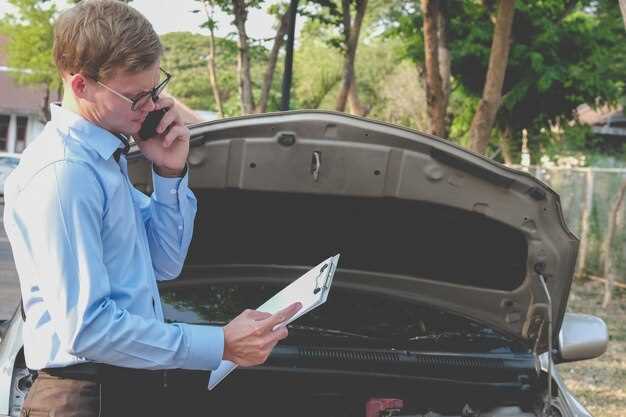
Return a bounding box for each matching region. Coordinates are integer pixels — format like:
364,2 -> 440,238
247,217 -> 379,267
335,0 -> 368,115
297,0 -> 374,115
160,32 -> 241,115
293,20 -> 410,120
0,0 -> 60,121
420,0 -> 449,137
293,25 -> 343,108
230,0 -> 264,114
201,0 -> 290,115
257,3 -> 291,113
467,0 -> 516,155
383,0 -> 625,158
491,0 -> 625,158
194,1 -> 226,117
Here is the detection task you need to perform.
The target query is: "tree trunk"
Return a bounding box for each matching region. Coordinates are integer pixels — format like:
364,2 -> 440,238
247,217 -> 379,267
576,169 -> 594,278
232,0 -> 255,115
208,26 -> 224,118
601,180 -> 626,308
257,10 -> 290,114
619,0 -> 626,30
438,1 -> 451,134
335,0 -> 367,113
500,126 -> 514,164
348,77 -> 368,116
421,0 -> 446,137
468,0 -> 516,155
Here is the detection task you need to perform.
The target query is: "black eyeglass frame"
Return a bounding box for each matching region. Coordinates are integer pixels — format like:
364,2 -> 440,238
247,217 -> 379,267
73,67 -> 172,111
124,67 -> 172,111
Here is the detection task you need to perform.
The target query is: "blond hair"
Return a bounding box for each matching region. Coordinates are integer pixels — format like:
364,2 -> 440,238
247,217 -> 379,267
53,0 -> 163,81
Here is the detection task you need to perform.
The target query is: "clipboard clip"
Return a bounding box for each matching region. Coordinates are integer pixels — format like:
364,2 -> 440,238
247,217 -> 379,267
313,263 -> 331,294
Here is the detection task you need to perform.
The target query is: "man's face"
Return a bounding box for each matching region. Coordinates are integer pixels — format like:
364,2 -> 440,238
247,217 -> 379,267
76,61 -> 162,136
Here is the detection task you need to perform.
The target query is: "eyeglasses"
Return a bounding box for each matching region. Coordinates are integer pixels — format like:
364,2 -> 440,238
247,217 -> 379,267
95,67 -> 172,111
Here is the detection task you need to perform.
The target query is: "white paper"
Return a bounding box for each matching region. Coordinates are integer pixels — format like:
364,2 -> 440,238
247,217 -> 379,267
207,254 -> 340,390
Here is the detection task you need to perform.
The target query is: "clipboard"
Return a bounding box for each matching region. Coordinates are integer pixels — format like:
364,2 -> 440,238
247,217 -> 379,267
207,254 -> 340,390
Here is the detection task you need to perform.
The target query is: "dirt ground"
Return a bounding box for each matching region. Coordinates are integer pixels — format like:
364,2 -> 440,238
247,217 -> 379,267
559,280 -> 626,417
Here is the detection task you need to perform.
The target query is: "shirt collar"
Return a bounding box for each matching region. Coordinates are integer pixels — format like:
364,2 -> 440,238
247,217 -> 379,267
50,103 -> 128,161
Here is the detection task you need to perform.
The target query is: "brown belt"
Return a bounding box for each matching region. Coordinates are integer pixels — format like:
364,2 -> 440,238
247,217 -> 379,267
39,363 -> 169,387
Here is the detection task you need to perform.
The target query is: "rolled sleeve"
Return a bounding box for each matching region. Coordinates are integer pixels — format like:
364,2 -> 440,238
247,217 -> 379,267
181,324 -> 224,370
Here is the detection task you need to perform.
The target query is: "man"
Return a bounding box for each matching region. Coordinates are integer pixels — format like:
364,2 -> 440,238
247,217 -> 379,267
2,1 -> 301,416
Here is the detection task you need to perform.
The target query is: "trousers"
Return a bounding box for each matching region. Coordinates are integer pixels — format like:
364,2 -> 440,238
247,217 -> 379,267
19,364 -> 208,417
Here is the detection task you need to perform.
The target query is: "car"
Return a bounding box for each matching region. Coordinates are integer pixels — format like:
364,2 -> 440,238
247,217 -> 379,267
0,153 -> 20,199
0,111 -> 609,417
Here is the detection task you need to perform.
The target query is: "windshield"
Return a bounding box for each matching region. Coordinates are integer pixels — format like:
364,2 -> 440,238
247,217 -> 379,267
161,282 -> 529,354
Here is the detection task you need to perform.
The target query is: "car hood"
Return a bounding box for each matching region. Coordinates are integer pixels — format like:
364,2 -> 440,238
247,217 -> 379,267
127,111 -> 578,353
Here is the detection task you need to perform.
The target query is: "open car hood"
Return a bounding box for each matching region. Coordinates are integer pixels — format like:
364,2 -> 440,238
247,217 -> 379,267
127,111 -> 578,353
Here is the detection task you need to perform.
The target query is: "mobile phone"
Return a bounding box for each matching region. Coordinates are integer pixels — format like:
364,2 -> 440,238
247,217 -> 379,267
137,107 -> 169,141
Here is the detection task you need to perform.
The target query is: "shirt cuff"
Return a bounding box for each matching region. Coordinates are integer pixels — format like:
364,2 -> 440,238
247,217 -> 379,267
152,164 -> 188,206
181,324 -> 224,370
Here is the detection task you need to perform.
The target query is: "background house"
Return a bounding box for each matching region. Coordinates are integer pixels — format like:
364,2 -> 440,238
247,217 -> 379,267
0,35 -> 56,153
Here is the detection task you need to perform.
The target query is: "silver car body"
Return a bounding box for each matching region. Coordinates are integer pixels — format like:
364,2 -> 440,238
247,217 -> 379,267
0,111 -> 609,417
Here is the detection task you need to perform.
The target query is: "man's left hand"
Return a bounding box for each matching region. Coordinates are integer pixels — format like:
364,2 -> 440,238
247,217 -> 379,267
135,96 -> 190,177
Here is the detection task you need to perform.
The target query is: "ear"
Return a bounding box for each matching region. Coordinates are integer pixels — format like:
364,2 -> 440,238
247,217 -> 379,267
69,73 -> 92,101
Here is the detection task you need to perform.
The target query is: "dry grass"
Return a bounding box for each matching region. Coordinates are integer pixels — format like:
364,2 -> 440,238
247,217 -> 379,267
559,280 -> 626,417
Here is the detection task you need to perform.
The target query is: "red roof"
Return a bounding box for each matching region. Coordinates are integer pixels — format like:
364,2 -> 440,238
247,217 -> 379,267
576,104 -> 622,126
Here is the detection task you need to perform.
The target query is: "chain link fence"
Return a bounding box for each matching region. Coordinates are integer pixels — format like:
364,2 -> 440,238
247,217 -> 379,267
511,165 -> 626,288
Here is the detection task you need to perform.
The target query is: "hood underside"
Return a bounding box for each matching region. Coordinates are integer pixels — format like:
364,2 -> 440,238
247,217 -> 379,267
127,110 -> 578,351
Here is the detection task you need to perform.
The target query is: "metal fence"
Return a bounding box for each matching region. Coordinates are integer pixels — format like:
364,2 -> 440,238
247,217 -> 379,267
512,165 -> 626,286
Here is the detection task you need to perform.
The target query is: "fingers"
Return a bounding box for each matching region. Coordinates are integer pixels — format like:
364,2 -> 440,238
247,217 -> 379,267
255,328 -> 288,358
256,302 -> 302,334
154,96 -> 174,111
162,124 -> 189,148
245,309 -> 272,321
223,307 -> 296,367
154,98 -> 184,136
156,108 -> 176,135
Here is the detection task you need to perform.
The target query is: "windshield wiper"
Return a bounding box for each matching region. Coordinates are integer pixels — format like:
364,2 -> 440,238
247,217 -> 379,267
287,324 -> 384,341
409,331 -> 512,343
192,321 -> 382,341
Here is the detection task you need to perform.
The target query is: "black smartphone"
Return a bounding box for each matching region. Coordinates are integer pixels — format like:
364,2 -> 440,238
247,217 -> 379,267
137,107 -> 169,141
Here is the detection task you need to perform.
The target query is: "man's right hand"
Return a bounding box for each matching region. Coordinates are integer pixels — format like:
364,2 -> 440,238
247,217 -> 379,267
222,302 -> 302,367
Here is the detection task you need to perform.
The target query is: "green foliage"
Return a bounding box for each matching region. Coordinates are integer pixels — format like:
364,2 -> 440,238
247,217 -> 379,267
497,1 -> 625,131
448,85 -> 480,147
293,22 -> 413,118
161,32 -> 237,115
0,0 -> 60,91
538,123 -> 594,158
378,0 -> 626,158
160,31 -> 284,116
292,31 -> 343,109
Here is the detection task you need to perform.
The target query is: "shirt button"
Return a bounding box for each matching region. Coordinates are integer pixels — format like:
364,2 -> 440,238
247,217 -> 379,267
169,189 -> 177,195
178,225 -> 183,230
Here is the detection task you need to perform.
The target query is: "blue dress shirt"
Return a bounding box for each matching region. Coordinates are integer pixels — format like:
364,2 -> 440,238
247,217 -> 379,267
2,104 -> 223,371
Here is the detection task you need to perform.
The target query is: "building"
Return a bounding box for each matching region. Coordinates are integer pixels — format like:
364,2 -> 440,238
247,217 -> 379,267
0,35 -> 56,153
1,36 -> 217,150
577,104 -> 626,138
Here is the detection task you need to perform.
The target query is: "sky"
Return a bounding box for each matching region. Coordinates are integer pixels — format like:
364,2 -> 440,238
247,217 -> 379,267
0,0 -> 296,41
